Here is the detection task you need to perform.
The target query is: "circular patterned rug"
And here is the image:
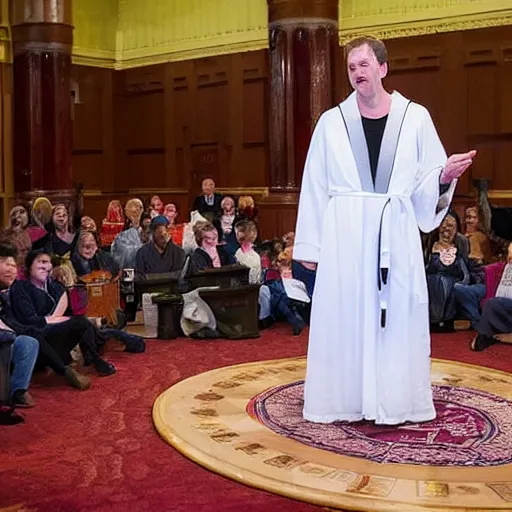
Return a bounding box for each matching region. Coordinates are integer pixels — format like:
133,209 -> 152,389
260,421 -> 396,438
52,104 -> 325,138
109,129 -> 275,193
248,382 -> 512,467
153,358 -> 512,511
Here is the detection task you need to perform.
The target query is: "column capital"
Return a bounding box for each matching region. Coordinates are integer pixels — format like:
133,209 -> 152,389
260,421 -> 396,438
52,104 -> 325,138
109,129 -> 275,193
267,0 -> 338,24
10,0 -> 72,26
10,0 -> 73,54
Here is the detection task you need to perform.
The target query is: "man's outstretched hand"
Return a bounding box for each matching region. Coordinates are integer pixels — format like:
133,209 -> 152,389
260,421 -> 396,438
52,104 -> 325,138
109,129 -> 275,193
440,150 -> 477,184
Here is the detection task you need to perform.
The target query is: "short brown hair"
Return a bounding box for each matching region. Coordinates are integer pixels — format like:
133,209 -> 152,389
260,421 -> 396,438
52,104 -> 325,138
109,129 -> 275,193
344,36 -> 388,65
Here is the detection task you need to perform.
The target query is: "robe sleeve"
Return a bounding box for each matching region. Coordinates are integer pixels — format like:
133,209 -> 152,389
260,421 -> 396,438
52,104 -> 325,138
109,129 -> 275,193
293,115 -> 329,263
411,107 -> 457,233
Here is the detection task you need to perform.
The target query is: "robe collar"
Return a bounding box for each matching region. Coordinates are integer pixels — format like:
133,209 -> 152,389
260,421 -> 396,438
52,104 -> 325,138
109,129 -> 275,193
338,90 -> 411,194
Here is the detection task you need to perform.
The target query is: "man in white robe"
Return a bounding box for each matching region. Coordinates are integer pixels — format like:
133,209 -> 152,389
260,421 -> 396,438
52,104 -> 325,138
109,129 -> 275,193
294,36 -> 476,425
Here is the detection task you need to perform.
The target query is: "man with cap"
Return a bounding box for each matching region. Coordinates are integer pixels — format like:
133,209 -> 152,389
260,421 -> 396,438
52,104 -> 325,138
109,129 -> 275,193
135,215 -> 186,279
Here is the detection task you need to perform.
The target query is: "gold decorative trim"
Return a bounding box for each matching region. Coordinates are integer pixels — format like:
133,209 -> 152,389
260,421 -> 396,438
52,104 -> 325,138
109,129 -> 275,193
339,11 -> 512,42
216,187 -> 269,198
82,188 -> 270,198
487,190 -> 512,200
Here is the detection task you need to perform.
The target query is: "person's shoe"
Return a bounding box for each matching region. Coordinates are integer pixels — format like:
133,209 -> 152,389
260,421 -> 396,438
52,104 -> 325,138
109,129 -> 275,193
11,390 -> 35,408
123,337 -> 145,353
470,334 -> 496,352
258,317 -> 274,330
94,358 -> 116,376
64,367 -> 91,390
0,405 -> 24,425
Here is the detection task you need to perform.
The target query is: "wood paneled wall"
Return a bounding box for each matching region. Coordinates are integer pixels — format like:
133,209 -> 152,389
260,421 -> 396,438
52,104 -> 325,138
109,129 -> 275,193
72,26 -> 512,238
74,50 -> 269,228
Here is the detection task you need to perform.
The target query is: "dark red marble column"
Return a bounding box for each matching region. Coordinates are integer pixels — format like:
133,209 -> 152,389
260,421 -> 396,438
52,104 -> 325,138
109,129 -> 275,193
11,0 -> 74,201
267,0 -> 338,192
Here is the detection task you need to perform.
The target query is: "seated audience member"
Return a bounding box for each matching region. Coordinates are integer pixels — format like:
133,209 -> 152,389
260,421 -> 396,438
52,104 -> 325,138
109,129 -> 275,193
1,206 -> 32,272
234,220 -> 272,326
191,177 -> 222,220
471,242 -> 512,351
72,231 -> 120,278
0,243 -> 39,424
234,220 -> 261,284
124,198 -> 144,231
426,212 -> 473,329
182,211 -> 208,254
51,263 -> 144,353
264,246 -> 309,335
282,231 -> 295,249
10,250 -> 115,381
465,206 -> 492,264
135,215 -> 185,279
34,204 -> 78,258
100,200 -> 125,247
190,221 -> 235,274
237,196 -> 258,223
213,196 -> 239,255
140,213 -> 152,244
163,203 -> 185,247
149,195 -> 164,219
80,216 -> 97,234
28,196 -> 53,244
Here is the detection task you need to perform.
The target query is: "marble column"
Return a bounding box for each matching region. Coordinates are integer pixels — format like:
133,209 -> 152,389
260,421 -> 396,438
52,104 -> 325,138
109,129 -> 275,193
267,0 -> 339,192
11,0 -> 74,202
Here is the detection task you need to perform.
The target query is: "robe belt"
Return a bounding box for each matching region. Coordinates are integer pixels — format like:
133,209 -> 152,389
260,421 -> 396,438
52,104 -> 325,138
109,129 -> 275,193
328,189 -> 414,329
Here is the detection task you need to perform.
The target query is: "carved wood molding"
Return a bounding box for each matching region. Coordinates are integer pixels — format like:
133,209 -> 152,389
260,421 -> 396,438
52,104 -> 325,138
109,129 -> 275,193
339,11 -> 512,43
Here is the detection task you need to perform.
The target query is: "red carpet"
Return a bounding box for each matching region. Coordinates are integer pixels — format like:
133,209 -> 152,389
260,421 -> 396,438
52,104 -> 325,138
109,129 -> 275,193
0,326 -> 510,512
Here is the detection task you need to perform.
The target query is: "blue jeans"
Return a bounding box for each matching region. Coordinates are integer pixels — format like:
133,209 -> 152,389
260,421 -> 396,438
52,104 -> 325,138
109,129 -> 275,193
10,335 -> 39,397
258,285 -> 271,320
453,283 -> 486,329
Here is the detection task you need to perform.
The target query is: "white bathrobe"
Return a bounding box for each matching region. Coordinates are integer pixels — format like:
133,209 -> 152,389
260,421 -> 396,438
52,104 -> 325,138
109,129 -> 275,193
294,91 -> 457,425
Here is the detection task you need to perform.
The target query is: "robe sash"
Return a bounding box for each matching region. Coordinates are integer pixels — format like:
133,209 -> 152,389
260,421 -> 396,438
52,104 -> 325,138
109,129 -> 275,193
328,189 -> 427,327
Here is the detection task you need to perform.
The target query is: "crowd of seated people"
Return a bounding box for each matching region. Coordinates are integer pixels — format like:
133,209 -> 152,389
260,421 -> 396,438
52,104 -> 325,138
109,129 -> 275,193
3,176 -> 511,426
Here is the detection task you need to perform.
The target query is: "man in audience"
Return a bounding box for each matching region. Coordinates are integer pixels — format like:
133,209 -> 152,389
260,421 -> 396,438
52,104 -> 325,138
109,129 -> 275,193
135,215 -> 185,279
0,242 -> 39,425
191,177 -> 222,220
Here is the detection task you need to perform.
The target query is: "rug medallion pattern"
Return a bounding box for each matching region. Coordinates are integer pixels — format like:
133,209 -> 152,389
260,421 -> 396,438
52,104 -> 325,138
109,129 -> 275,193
153,357 -> 512,511
248,382 -> 512,467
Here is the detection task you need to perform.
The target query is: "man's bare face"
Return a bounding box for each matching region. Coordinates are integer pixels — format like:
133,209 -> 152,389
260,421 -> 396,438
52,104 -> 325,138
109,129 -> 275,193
347,44 -> 387,98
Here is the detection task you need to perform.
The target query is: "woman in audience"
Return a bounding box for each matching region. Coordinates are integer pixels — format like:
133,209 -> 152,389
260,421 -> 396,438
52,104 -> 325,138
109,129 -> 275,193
28,196 -> 53,243
234,220 -> 272,327
464,206 -> 492,264
33,204 -> 78,258
213,196 -> 238,254
100,200 -> 125,248
10,250 -> 116,379
72,231 -> 120,278
163,203 -> 185,247
149,195 -> 164,218
190,221 -> 235,274
426,211 -> 482,330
